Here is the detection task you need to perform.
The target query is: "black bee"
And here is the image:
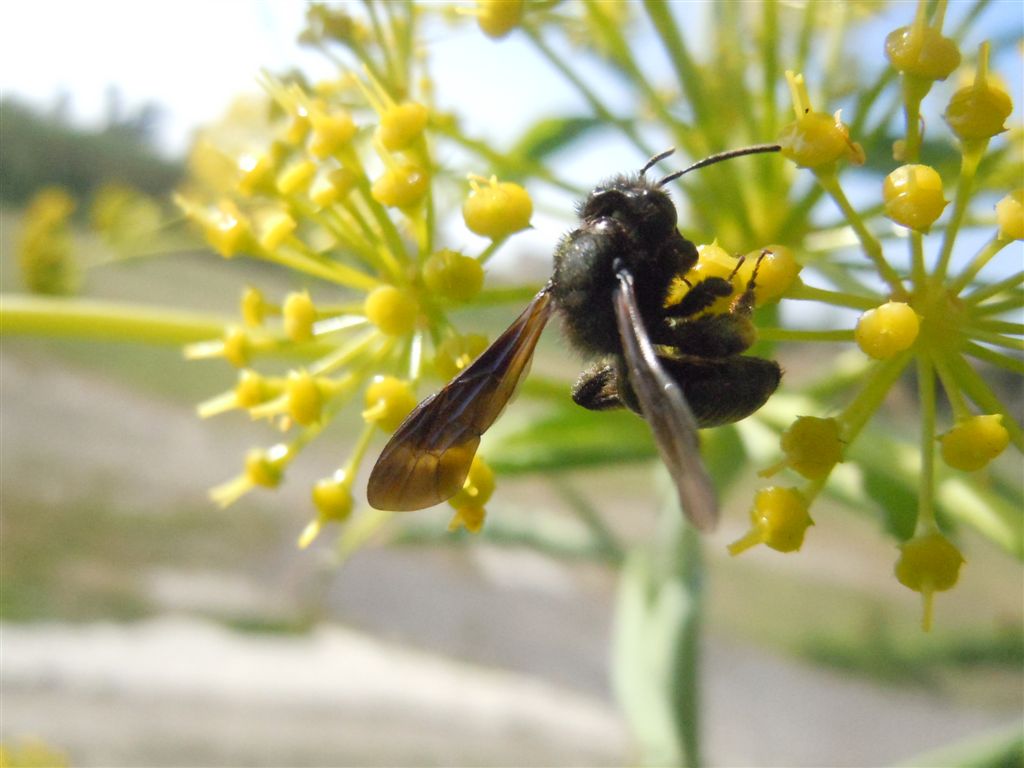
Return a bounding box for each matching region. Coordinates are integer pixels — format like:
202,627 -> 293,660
368,146 -> 783,531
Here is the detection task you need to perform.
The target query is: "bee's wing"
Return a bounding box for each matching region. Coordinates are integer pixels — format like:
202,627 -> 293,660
613,268 -> 719,531
367,285 -> 554,511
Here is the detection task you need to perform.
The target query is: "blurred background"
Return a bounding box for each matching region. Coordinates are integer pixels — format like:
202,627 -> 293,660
2,2 -> 1022,766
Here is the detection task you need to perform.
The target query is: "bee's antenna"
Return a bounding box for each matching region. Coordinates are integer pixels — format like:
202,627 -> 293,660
639,147 -> 676,177
656,144 -> 781,187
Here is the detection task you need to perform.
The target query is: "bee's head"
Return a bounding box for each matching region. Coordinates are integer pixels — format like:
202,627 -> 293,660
578,175 -> 678,241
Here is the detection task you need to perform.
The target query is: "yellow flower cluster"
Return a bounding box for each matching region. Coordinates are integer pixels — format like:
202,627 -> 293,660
726,0 -> 1021,630
178,52 -> 532,546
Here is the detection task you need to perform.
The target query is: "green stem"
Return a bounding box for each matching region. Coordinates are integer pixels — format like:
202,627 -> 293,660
840,350 -> 915,441
962,341 -> 1024,376
786,281 -> 879,310
1,294 -> 230,344
970,293 -> 1024,317
932,348 -> 972,421
964,270 -> 1024,304
815,172 -> 908,299
965,329 -> 1024,352
948,236 -> 1011,295
933,142 -> 986,284
757,328 -> 855,343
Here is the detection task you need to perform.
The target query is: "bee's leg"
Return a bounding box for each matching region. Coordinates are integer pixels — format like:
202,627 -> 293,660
664,275 -> 733,319
572,361 -> 628,411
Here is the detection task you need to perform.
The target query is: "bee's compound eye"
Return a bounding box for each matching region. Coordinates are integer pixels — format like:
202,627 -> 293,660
581,188 -> 629,220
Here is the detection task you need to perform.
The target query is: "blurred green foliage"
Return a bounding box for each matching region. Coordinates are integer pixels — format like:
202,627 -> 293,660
0,96 -> 182,207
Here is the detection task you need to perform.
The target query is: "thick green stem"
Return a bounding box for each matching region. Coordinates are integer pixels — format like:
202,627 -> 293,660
1,294 -> 230,345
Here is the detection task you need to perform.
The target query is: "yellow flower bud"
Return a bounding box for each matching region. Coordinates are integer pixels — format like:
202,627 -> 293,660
235,369 -> 272,408
223,326 -> 251,368
283,290 -> 318,342
728,487 -> 814,555
276,159 -> 318,196
286,369 -> 324,426
364,285 -> 418,336
940,414 -> 1010,471
737,245 -> 802,306
779,416 -> 844,480
463,176 -> 532,239
237,149 -> 279,197
371,163 -> 429,208
883,164 -> 948,232
778,111 -> 865,169
895,531 -> 964,631
448,455 -> 496,509
308,108 -> 357,159
245,447 -> 283,488
448,503 -> 487,533
376,102 -> 429,151
309,168 -> 358,208
258,210 -> 297,251
423,249 -> 485,302
206,200 -> 251,258
475,0 -> 523,39
312,471 -> 354,521
241,286 -> 270,327
884,25 -> 960,81
996,189 -> 1024,241
944,43 -> 1013,141
363,375 -> 418,432
855,302 -> 920,359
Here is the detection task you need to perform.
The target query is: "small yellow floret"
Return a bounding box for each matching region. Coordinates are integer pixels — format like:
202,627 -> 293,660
449,455 -> 496,510
245,447 -> 284,488
308,108 -> 357,158
883,165 -> 948,232
235,369 -> 272,408
237,149 -> 279,197
206,200 -> 251,258
779,416 -> 844,479
312,471 -> 354,522
376,102 -> 429,150
276,159 -> 318,196
283,290 -> 318,342
448,503 -> 487,533
423,249 -> 485,302
371,163 -> 429,208
737,245 -> 802,306
895,531 -> 964,631
728,487 -> 813,555
241,286 -> 271,327
940,414 -> 1010,471
884,25 -> 961,81
475,0 -> 524,39
779,111 -> 865,168
286,369 -> 324,425
364,285 -> 418,336
995,189 -> 1024,241
363,375 -> 418,432
258,210 -> 297,251
223,326 -> 251,368
463,176 -> 532,239
855,301 -> 920,359
944,43 -> 1013,141
310,168 -> 358,208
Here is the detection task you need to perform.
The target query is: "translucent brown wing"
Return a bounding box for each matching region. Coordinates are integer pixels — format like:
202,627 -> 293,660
367,285 -> 554,511
613,268 -> 719,531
